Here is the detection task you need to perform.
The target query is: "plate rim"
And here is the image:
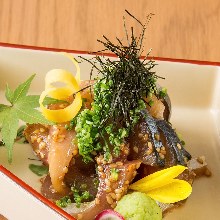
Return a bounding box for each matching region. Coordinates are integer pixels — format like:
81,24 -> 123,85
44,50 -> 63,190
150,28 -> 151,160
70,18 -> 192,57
0,42 -> 220,67
0,41 -> 219,220
0,165 -> 76,220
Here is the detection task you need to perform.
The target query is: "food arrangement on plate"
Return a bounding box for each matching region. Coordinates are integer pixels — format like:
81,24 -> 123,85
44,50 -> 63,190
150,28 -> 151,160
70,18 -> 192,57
0,12 -> 211,220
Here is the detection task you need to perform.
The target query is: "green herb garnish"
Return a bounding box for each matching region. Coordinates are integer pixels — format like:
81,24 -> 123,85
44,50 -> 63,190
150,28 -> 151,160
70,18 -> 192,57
29,164 -> 49,176
0,75 -> 55,162
56,186 -> 93,208
71,186 -> 92,208
110,168 -> 119,181
56,196 -> 71,208
159,87 -> 167,98
148,99 -> 154,107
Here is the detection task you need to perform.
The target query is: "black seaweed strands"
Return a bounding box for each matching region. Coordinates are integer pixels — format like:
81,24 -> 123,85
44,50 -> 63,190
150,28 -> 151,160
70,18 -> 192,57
75,11 -> 192,165
79,10 -> 163,129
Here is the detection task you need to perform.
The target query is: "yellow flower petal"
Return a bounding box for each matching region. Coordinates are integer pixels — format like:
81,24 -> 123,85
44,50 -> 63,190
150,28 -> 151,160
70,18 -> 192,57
130,165 -> 187,192
147,179 -> 192,203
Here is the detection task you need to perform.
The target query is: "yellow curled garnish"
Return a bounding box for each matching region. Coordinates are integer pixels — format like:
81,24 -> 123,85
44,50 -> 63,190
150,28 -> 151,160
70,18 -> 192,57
129,165 -> 192,203
61,52 -> 80,83
39,55 -> 82,123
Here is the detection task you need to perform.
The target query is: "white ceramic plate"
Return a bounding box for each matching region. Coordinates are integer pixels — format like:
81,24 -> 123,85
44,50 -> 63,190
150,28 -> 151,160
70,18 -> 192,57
0,44 -> 220,220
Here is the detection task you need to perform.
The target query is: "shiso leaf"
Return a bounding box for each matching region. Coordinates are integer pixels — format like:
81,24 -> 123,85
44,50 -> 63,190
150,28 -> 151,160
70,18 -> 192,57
29,164 -> 49,176
130,165 -> 192,203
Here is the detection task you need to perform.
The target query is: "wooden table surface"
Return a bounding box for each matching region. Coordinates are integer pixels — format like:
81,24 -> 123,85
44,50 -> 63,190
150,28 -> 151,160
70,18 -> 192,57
0,0 -> 220,62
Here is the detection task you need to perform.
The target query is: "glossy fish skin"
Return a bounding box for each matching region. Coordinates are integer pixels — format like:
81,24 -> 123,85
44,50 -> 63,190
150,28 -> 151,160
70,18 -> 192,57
156,120 -> 191,166
128,110 -> 165,167
129,110 -> 191,167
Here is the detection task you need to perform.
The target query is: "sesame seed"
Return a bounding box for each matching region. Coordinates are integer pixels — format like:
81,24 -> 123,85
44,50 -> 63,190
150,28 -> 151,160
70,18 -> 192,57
33,129 -> 39,134
146,149 -> 153,155
136,163 -> 140,169
52,130 -> 59,136
159,153 -> 165,159
125,180 -> 129,185
197,156 -> 204,164
40,128 -> 45,133
95,198 -> 100,204
148,142 -> 153,149
30,136 -> 37,143
96,158 -> 101,164
156,147 -> 160,152
106,195 -> 113,204
73,149 -> 78,156
39,142 -> 46,150
57,137 -> 64,143
115,193 -> 122,201
59,104 -> 65,108
105,179 -> 111,187
110,193 -> 116,199
105,187 -> 111,193
133,171 -> 137,177
143,135 -> 148,142
116,162 -> 123,166
143,133 -> 148,139
98,166 -> 103,172
138,133 -> 143,138
177,143 -> 182,150
155,134 -> 160,141
40,152 -> 45,158
37,137 -> 42,143
115,188 -> 123,194
184,157 -> 188,164
63,167 -> 68,173
58,134 -> 65,138
160,149 -> 166,155
101,173 -> 106,179
111,203 -> 116,208
124,149 -> 129,155
133,146 -> 139,153
109,164 -> 117,168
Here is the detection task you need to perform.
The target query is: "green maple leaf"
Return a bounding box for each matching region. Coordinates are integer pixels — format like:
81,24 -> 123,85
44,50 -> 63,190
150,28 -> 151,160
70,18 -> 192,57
1,108 -> 19,161
0,74 -> 55,163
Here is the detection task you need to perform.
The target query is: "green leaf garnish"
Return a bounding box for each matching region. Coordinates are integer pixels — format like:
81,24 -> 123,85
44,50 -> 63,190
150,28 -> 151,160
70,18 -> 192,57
56,196 -> 71,208
0,74 -> 54,163
29,164 -> 49,176
159,87 -> 167,98
42,97 -> 68,106
5,84 -> 14,104
12,74 -> 35,103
